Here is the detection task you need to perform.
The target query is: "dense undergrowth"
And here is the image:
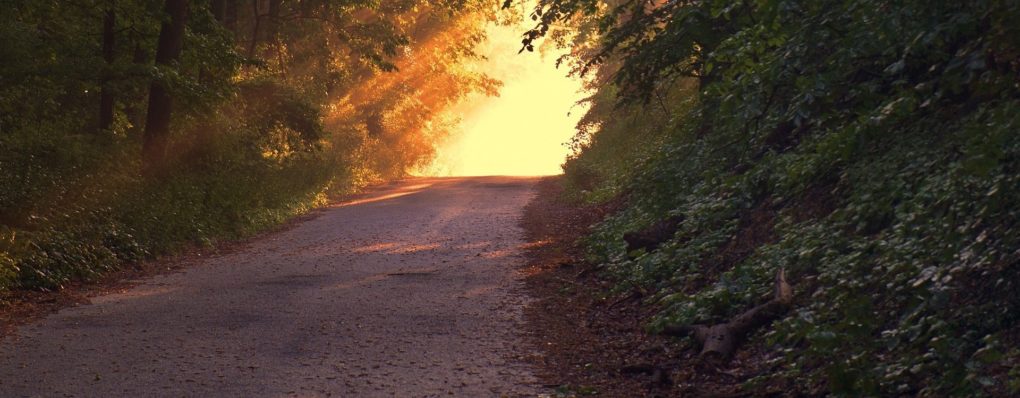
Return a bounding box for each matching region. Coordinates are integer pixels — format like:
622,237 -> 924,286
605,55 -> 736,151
544,0 -> 1020,395
0,0 -> 502,291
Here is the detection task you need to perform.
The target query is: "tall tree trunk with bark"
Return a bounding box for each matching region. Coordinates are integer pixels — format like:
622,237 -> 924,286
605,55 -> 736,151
225,0 -> 238,33
247,0 -> 261,58
211,0 -> 226,22
142,0 -> 188,175
99,4 -> 116,132
266,0 -> 283,66
267,0 -> 281,36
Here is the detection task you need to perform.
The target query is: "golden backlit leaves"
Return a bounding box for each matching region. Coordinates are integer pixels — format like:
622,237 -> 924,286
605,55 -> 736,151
268,0 -> 587,179
324,10 -> 503,179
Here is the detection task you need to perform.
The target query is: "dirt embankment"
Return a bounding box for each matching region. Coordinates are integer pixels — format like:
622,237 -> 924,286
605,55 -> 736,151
520,177 -> 762,397
519,177 -> 676,397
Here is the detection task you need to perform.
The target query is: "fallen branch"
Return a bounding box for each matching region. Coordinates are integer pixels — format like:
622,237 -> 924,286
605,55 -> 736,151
660,269 -> 793,363
607,290 -> 643,311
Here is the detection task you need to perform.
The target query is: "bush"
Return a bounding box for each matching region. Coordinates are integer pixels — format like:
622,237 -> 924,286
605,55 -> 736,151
560,0 -> 1020,394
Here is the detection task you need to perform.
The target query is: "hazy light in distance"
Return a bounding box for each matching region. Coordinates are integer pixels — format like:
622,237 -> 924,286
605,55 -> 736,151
423,19 -> 587,177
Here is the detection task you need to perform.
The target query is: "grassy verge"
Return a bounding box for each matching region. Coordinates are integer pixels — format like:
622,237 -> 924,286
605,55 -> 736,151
0,118 -> 370,292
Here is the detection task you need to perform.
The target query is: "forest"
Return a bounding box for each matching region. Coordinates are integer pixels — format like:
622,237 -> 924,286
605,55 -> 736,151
1,0 -> 1019,396
1,0 -> 501,290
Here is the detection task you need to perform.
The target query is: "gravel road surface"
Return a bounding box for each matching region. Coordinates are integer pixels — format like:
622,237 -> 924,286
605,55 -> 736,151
0,176 -> 545,397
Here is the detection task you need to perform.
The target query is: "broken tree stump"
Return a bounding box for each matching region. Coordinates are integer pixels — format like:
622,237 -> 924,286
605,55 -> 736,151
659,269 -> 793,363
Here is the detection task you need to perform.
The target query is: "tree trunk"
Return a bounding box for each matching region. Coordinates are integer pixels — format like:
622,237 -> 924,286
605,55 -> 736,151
211,0 -> 226,22
660,269 -> 793,364
247,0 -> 261,58
299,0 -> 315,18
142,0 -> 188,175
225,0 -> 238,33
267,0 -> 281,37
99,4 -> 116,132
264,0 -> 282,64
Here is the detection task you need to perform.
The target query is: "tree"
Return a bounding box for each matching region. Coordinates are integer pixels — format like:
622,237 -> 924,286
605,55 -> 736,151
142,0 -> 189,174
99,1 -> 116,132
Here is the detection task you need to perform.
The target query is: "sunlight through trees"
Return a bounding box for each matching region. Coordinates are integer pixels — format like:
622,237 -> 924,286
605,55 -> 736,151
423,17 -> 587,177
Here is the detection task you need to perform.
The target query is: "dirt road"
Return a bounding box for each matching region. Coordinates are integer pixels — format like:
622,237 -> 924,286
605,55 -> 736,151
0,177 -> 545,397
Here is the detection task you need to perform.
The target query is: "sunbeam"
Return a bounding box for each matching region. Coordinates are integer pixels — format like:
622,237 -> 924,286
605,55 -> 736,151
422,19 -> 588,177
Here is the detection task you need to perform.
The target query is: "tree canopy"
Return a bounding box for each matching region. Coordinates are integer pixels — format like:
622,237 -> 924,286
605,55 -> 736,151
0,0 -> 506,289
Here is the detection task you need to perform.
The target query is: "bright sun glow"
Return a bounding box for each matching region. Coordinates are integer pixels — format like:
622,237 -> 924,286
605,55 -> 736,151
422,18 -> 588,177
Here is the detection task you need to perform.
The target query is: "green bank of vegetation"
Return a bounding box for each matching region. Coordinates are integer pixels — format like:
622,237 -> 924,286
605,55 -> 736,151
0,0 -> 501,290
537,0 -> 1019,394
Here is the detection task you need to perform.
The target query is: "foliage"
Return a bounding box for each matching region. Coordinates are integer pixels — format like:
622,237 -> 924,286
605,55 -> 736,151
0,0 -> 500,289
544,0 -> 1020,395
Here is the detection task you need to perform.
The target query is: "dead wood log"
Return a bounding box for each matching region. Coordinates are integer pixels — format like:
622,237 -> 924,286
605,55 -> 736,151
623,215 -> 685,255
660,269 -> 793,363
